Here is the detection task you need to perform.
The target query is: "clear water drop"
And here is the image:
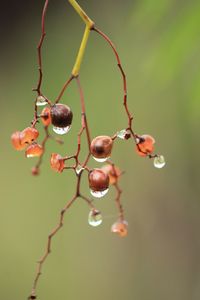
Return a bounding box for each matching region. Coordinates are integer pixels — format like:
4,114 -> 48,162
90,188 -> 109,198
53,126 -> 71,135
36,96 -> 47,106
88,210 -> 102,227
93,156 -> 109,163
117,129 -> 131,140
75,165 -> 85,175
154,155 -> 166,169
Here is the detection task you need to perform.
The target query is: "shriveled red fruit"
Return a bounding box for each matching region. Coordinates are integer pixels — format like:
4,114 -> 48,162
101,164 -> 120,185
88,169 -> 109,192
111,220 -> 128,237
50,153 -> 65,173
90,136 -> 113,161
41,107 -> 51,126
25,143 -> 43,158
31,167 -> 40,176
50,104 -> 73,128
21,127 -> 39,145
136,134 -> 155,157
11,131 -> 27,151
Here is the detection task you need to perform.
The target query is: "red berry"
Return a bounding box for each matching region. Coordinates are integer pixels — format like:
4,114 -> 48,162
88,169 -> 109,192
90,136 -> 113,161
31,167 -> 40,176
11,131 -> 27,151
41,107 -> 52,126
136,134 -> 155,157
111,220 -> 128,237
50,153 -> 65,173
50,104 -> 73,128
101,164 -> 120,185
25,143 -> 43,158
21,127 -> 39,145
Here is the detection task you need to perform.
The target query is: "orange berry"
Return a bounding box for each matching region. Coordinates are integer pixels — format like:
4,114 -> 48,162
136,134 -> 155,157
25,143 -> 43,158
111,220 -> 128,237
21,127 -> 39,145
101,164 -> 120,185
41,107 -> 51,126
50,153 -> 65,173
11,131 -> 27,151
90,136 -> 113,162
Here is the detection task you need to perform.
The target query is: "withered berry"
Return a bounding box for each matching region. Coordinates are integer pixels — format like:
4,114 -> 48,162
101,164 -> 120,185
136,134 -> 155,157
90,136 -> 113,162
31,167 -> 40,176
111,220 -> 128,237
50,153 -> 65,173
88,168 -> 109,198
25,143 -> 43,158
21,127 -> 39,145
11,131 -> 27,151
41,107 -> 52,126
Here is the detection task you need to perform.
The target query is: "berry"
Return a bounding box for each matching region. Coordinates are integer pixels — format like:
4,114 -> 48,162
41,107 -> 51,126
90,136 -> 113,162
31,167 -> 40,176
25,143 -> 43,158
50,153 -> 65,173
21,127 -> 39,145
50,104 -> 73,128
136,134 -> 155,157
101,164 -> 120,185
88,169 -> 109,192
11,131 -> 27,151
111,220 -> 128,237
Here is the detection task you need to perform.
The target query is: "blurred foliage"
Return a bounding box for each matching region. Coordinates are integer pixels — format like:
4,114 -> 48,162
0,0 -> 200,299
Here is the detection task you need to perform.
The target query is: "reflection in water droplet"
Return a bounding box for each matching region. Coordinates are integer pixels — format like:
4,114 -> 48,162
154,155 -> 166,169
88,210 -> 102,227
93,156 -> 109,163
26,154 -> 35,158
117,129 -> 130,140
90,188 -> 109,198
53,126 -> 71,135
76,165 -> 85,175
36,96 -> 47,106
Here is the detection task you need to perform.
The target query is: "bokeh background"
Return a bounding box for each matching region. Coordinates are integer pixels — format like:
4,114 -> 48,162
1,0 -> 200,299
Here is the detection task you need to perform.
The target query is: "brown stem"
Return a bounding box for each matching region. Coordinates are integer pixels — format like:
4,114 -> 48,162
55,75 -> 75,103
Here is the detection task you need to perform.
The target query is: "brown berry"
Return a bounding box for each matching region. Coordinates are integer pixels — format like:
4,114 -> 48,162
90,136 -> 113,161
88,169 -> 109,192
50,104 -> 73,128
31,167 -> 40,176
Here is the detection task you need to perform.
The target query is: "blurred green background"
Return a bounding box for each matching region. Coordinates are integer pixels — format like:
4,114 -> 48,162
1,0 -> 200,299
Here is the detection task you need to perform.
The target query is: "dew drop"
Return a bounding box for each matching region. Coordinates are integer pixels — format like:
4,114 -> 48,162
36,96 -> 47,106
93,156 -> 109,163
75,165 -> 85,175
88,210 -> 102,227
154,155 -> 166,169
53,126 -> 71,135
90,188 -> 109,198
117,129 -> 131,140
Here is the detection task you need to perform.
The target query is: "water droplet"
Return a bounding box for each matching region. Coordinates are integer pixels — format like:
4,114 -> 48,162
53,126 -> 71,135
88,210 -> 102,227
117,129 -> 131,140
90,188 -> 109,198
75,165 -> 84,175
154,155 -> 166,168
36,96 -> 47,106
93,156 -> 109,163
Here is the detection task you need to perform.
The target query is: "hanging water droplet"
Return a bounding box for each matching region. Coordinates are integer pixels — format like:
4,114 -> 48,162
93,156 -> 109,163
117,129 -> 131,140
75,165 -> 84,175
154,155 -> 166,168
36,95 -> 47,106
53,126 -> 71,135
90,188 -> 109,198
88,210 -> 102,227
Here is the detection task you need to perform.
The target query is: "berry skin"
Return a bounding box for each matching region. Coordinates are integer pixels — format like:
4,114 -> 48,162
25,143 -> 43,158
90,136 -> 113,160
101,164 -> 120,185
88,169 -> 109,192
50,153 -> 65,173
50,104 -> 73,128
21,127 -> 39,145
111,220 -> 128,237
136,134 -> 155,157
41,107 -> 52,126
11,131 -> 27,151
